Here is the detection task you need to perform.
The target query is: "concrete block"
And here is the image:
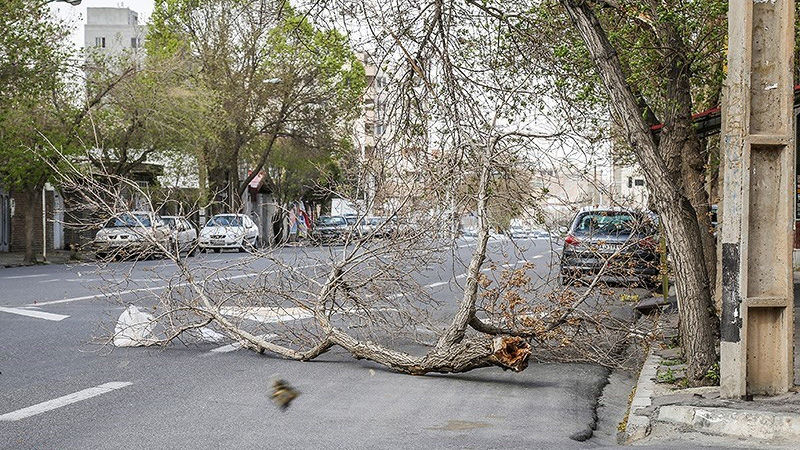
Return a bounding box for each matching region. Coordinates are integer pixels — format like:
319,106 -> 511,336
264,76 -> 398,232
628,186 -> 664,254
657,405 -> 695,424
625,414 -> 650,442
656,405 -> 800,442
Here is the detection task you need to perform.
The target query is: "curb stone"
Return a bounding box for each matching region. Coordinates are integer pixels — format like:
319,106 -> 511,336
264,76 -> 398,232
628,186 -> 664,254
624,347 -> 659,442
657,405 -> 800,441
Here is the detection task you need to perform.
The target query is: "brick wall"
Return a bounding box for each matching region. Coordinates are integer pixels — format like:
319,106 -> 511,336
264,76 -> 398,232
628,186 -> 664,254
9,189 -> 55,254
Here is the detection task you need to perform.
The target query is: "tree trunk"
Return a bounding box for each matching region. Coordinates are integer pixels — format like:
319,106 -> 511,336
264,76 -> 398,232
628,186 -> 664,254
560,0 -> 719,382
22,187 -> 39,265
654,195 -> 719,380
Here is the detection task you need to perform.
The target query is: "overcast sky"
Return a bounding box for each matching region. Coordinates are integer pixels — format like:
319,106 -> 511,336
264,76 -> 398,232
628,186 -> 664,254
50,0 -> 155,50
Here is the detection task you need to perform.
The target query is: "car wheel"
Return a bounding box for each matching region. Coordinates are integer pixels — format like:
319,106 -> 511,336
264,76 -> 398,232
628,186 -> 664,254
189,243 -> 197,257
95,252 -> 106,260
213,248 -> 221,253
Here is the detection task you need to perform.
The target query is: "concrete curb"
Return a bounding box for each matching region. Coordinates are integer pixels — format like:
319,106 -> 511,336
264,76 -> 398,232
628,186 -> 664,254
657,405 -> 800,441
624,347 -> 659,442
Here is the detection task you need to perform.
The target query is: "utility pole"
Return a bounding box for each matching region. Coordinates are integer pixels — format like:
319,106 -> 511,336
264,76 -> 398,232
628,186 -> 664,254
721,0 -> 795,397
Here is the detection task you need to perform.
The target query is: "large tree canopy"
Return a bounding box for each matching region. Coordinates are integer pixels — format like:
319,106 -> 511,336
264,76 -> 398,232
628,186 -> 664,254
148,0 -> 365,210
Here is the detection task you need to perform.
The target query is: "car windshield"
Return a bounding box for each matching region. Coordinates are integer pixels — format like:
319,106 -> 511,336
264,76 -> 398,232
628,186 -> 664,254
162,217 -> 177,228
573,212 -> 651,236
208,215 -> 242,227
317,216 -> 345,226
105,213 -> 152,228
344,216 -> 357,225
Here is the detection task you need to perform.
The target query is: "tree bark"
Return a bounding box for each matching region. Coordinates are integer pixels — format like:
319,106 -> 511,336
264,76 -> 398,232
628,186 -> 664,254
22,187 -> 39,265
560,0 -> 719,382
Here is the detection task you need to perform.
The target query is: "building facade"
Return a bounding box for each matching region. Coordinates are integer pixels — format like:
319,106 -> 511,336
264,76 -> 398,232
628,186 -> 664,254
84,7 -> 146,57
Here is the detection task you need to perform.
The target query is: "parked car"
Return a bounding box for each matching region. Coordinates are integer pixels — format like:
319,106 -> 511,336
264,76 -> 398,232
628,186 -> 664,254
198,214 -> 260,253
559,208 -> 659,289
311,216 -> 349,244
357,217 -> 396,240
161,216 -> 198,256
93,212 -> 171,259
508,226 -> 529,239
530,229 -> 549,239
461,228 -> 479,238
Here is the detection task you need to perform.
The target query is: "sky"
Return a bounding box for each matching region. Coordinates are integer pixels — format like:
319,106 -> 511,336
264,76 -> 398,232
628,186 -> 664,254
50,0 -> 155,50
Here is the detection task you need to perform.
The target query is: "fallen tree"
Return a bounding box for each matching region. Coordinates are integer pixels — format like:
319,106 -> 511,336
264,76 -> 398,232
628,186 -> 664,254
39,0 -> 658,376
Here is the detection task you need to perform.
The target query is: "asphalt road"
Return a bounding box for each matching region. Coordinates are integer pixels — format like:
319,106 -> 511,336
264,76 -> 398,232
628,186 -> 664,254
0,236 -> 630,449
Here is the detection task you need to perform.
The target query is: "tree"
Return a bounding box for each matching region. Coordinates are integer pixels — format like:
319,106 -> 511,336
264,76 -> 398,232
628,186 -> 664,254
148,0 -> 365,217
253,136 -> 345,240
444,0 -> 724,382
538,0 -> 722,381
0,1 -> 73,263
0,1 -> 141,263
79,52 -> 218,181
47,0 -> 649,378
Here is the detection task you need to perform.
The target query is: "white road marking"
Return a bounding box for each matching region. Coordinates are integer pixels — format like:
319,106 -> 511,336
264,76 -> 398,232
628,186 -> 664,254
533,254 -> 544,259
210,333 -> 278,353
1,274 -> 49,280
219,306 -> 313,324
0,382 -> 132,422
0,306 -> 69,321
425,281 -> 449,288
23,263 -> 326,307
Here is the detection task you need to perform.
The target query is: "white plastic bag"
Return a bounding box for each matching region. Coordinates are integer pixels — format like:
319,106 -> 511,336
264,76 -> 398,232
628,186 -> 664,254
113,305 -> 156,347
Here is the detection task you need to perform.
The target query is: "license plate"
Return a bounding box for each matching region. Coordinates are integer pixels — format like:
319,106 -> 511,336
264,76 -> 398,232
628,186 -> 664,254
212,239 -> 225,245
597,243 -> 619,252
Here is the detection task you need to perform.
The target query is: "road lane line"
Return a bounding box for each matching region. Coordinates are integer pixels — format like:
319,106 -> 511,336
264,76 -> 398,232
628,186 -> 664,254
219,306 -> 313,324
24,263 -> 327,307
532,254 -> 544,259
210,333 -> 278,353
0,274 -> 49,280
0,382 -> 132,421
0,306 -> 69,321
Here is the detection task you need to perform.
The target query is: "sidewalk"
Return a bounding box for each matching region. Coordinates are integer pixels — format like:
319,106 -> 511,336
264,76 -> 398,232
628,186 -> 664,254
623,281 -> 800,447
0,250 -> 89,268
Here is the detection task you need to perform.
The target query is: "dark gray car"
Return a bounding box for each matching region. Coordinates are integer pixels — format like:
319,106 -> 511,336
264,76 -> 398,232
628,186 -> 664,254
559,208 -> 659,288
311,216 -> 349,244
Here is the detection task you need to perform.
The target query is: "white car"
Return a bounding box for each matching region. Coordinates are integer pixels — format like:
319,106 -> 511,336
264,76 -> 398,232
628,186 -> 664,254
93,211 -> 171,259
199,214 -> 260,253
161,216 -> 198,256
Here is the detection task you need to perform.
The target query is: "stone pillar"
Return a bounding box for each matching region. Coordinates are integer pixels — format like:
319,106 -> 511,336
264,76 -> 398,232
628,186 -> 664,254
721,0 -> 795,397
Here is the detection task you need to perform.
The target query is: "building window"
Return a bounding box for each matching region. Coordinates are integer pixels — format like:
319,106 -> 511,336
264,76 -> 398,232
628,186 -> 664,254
627,177 -> 633,188
95,37 -> 106,48
131,37 -> 141,48
634,179 -> 645,187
